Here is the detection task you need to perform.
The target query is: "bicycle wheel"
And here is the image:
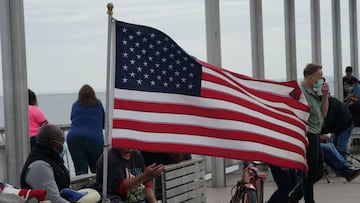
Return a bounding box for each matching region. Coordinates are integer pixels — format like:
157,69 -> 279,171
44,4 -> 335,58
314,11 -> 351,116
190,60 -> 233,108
240,188 -> 257,203
230,188 -> 256,203
256,178 -> 264,203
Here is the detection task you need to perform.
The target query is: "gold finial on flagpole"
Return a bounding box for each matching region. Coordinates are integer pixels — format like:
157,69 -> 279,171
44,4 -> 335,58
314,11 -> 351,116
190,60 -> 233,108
107,3 -> 114,15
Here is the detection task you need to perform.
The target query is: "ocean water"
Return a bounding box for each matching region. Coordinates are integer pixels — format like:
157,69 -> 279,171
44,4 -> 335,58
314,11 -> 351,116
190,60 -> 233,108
0,92 -> 106,127
0,92 -> 106,177
0,78 -> 336,127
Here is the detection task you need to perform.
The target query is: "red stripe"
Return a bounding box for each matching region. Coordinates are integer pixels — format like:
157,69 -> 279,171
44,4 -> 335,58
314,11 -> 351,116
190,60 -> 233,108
112,139 -> 307,171
199,89 -> 306,132
112,119 -> 306,156
198,59 -> 301,91
202,71 -> 310,113
113,99 -> 307,145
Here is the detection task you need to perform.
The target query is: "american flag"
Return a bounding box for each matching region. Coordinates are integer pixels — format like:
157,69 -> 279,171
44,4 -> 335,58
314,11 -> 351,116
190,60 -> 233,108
110,20 -> 310,171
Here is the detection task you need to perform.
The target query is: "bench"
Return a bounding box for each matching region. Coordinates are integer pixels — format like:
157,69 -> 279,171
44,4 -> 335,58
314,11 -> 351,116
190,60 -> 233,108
69,158 -> 206,203
70,173 -> 96,190
350,127 -> 360,154
155,158 -> 206,203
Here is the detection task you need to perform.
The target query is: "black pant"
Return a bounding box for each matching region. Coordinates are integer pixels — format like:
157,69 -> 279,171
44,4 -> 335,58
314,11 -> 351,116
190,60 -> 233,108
267,165 -> 297,203
288,133 -> 323,203
67,136 -> 103,175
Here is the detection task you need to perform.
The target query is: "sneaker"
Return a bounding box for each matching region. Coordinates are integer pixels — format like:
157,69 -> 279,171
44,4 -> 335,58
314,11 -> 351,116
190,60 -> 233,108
346,168 -> 360,182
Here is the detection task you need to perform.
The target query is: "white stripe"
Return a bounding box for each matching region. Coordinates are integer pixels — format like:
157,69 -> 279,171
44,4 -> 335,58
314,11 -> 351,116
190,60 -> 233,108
202,80 -> 307,125
203,67 -> 309,121
114,89 -> 306,136
203,66 -> 297,98
113,109 -> 306,152
112,129 -> 306,165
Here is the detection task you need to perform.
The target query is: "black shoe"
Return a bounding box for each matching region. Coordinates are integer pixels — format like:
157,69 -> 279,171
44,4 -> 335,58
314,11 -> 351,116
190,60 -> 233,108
346,168 -> 360,182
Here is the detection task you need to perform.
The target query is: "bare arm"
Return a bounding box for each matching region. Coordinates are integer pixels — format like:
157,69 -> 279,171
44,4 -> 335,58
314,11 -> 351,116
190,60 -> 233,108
144,187 -> 157,203
122,164 -> 163,194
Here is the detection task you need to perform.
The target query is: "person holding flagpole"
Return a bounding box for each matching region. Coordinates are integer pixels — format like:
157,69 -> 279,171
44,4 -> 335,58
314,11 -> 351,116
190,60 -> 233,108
288,63 -> 329,203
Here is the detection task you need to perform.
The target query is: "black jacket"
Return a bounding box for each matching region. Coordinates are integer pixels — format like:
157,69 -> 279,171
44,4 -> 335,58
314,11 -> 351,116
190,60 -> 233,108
321,96 -> 353,135
20,143 -> 70,190
349,100 -> 360,127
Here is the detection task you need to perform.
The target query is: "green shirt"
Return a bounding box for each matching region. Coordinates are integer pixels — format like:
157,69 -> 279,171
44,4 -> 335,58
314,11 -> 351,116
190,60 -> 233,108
301,82 -> 323,134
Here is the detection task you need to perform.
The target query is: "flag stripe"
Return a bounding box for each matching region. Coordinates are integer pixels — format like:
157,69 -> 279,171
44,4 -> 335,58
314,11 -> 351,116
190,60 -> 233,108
113,97 -> 307,147
112,108 -> 306,155
202,66 -> 310,120
111,130 -> 307,171
200,86 -> 306,132
198,59 -> 308,106
114,89 -> 306,143
112,119 -> 305,156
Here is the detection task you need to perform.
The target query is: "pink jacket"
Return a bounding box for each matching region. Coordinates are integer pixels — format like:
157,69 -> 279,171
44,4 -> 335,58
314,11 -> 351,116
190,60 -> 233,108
28,105 -> 48,137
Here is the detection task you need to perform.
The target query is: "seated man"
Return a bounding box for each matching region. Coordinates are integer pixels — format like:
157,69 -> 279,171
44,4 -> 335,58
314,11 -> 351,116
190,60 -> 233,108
20,124 -> 71,203
320,134 -> 360,182
96,147 -> 164,203
321,95 -> 353,159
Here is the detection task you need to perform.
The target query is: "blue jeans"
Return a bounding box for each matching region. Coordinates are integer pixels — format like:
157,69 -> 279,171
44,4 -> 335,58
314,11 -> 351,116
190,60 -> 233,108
321,143 -> 352,177
333,125 -> 353,159
67,136 -> 103,175
267,165 -> 297,203
288,133 -> 323,203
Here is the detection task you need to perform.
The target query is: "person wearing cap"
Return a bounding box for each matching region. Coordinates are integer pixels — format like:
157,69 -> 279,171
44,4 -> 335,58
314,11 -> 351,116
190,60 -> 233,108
343,66 -> 358,100
345,77 -> 360,106
20,124 -> 70,203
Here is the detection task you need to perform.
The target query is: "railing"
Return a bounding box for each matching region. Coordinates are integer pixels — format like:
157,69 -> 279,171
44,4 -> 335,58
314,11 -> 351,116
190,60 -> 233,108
0,125 -> 76,177
0,124 -> 70,146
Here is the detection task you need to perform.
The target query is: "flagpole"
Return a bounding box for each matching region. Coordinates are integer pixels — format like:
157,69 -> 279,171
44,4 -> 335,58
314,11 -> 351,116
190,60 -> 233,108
103,3 -> 114,203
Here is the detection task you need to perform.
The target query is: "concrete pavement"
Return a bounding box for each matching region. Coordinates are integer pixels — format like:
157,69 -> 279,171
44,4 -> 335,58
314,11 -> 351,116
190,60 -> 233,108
205,158 -> 360,203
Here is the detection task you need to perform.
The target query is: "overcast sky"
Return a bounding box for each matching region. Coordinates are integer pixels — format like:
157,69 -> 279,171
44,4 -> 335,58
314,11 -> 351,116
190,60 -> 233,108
0,0 -> 357,94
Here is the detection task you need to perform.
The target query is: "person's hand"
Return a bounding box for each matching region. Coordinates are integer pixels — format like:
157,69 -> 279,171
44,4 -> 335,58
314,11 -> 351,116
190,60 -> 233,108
144,164 -> 164,179
321,82 -> 329,96
319,134 -> 328,143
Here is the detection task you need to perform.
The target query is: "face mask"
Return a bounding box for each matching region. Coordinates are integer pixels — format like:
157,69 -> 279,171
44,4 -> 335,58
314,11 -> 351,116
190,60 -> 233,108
313,79 -> 324,92
60,144 -> 67,158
